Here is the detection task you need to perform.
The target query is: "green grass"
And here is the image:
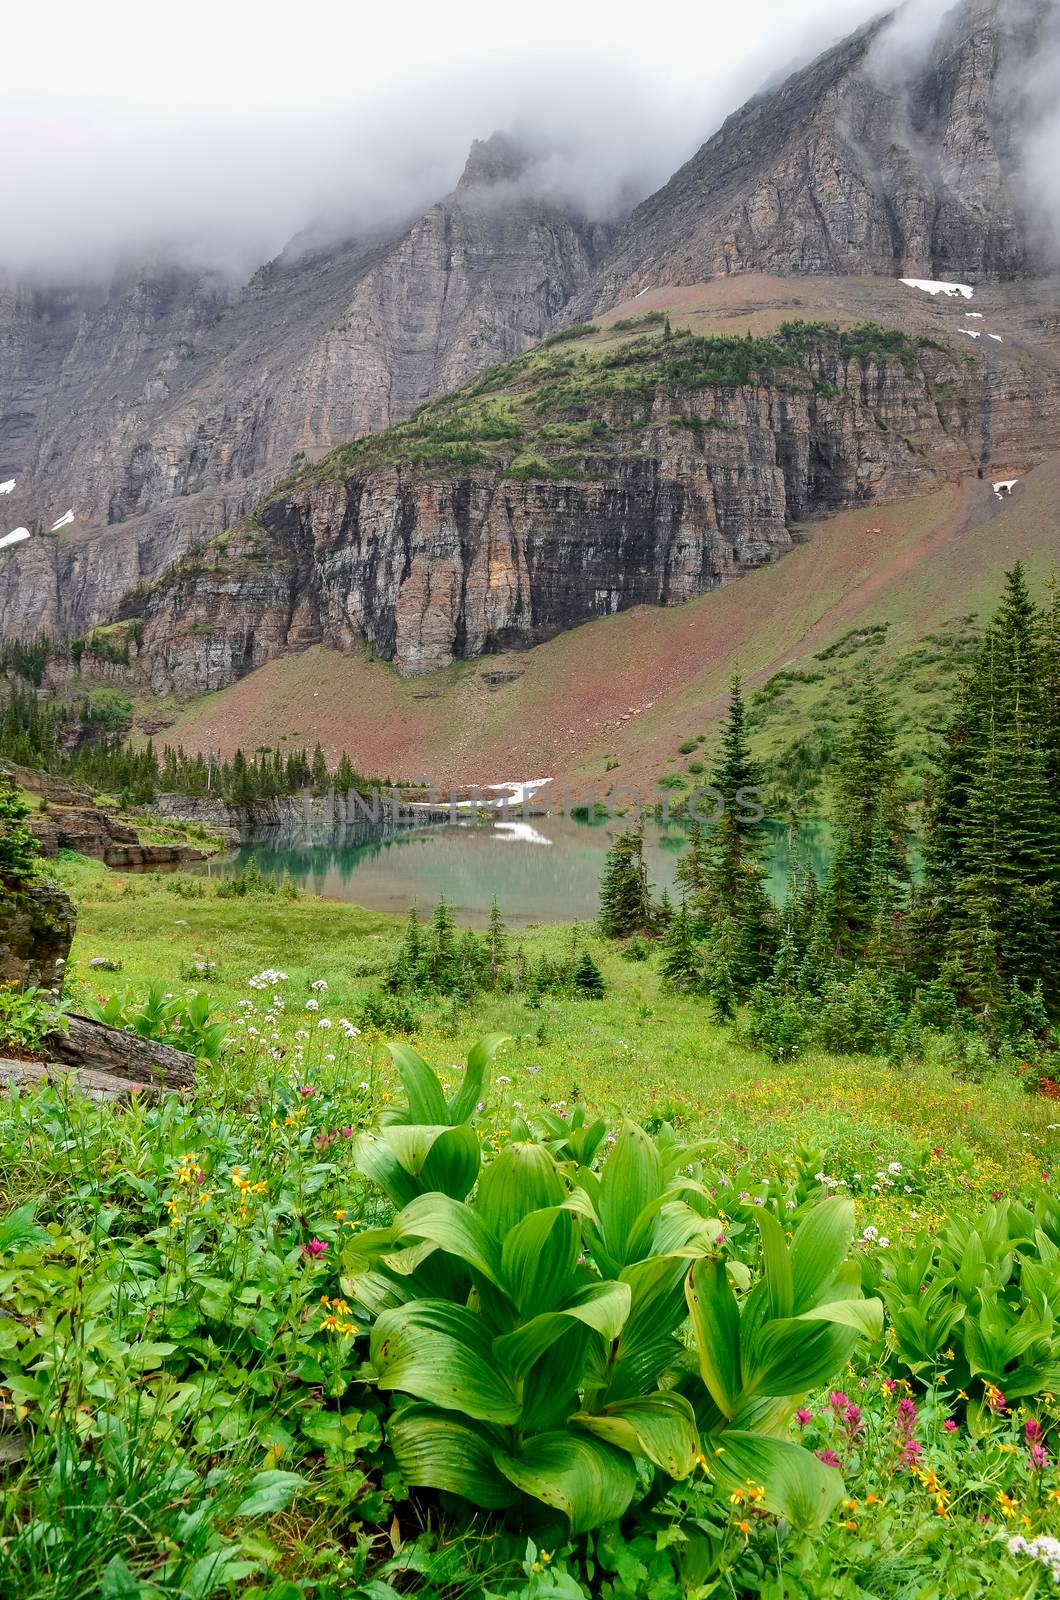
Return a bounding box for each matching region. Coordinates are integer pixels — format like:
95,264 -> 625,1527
57,857 -> 1058,1197
3,860 -> 1059,1597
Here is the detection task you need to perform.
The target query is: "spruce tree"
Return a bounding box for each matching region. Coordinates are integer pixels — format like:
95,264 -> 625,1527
572,948 -> 606,999
598,825 -> 654,938
661,899 -> 702,992
486,898 -> 509,988
310,743 -> 329,797
426,898 -> 459,991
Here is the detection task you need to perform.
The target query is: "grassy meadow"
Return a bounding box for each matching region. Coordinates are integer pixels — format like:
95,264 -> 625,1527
2,858 -> 1060,1596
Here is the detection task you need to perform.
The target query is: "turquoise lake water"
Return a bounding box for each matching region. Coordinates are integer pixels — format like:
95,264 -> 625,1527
198,817 -> 833,928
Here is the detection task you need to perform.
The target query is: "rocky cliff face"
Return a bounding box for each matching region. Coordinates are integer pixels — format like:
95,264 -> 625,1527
0,136 -> 611,642
127,324 -> 1028,688
575,0 -> 1058,314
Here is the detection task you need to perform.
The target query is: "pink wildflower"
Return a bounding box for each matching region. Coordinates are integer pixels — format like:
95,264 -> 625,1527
815,1448 -> 841,1469
341,1125 -> 354,1138
298,1084 -> 317,1098
843,1403 -> 864,1438
828,1391 -> 851,1410
795,1408 -> 813,1427
882,1378 -> 897,1395
301,1238 -> 328,1259
1025,1419 -> 1044,1446
1030,1443 -> 1051,1472
943,1419 -> 958,1432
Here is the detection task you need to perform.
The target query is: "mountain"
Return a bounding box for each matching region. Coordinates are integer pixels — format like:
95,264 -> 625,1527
3,0 -> 1060,780
123,293 -> 1060,688
0,133 -> 611,640
575,0 -> 1057,312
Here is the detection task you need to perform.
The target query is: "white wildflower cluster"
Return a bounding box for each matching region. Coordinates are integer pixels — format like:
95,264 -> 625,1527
1008,1535 -> 1060,1583
310,978 -> 329,992
305,998 -> 319,1012
870,1162 -> 905,1193
338,1019 -> 360,1038
249,968 -> 288,990
859,1224 -> 890,1249
814,1171 -> 849,1191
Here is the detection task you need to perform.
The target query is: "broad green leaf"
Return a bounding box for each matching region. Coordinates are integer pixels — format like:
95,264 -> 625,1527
788,1196 -> 855,1314
447,1033 -> 510,1124
713,1432 -> 844,1530
744,1315 -> 854,1398
386,1402 -> 517,1508
686,1256 -> 742,1419
0,1202 -> 48,1256
184,1550 -> 260,1600
419,1124 -> 482,1200
234,1471 -> 305,1517
756,1208 -> 794,1321
598,1122 -> 664,1269
371,1300 -> 520,1423
494,1280 -> 631,1377
396,1193 -> 503,1286
386,1043 -> 450,1124
650,1201 -> 725,1259
603,1256 -> 692,1402
573,1391 -> 699,1478
100,1556 -> 139,1600
798,1296 -> 884,1340
476,1141 -> 565,1240
493,1430 -> 637,1533
500,1206 -> 580,1316
353,1131 -> 419,1209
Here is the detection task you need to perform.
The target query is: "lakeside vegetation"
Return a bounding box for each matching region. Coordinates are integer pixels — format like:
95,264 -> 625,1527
1,569 -> 1059,1595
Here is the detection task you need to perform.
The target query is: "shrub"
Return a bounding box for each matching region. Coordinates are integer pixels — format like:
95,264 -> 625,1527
0,984 -> 59,1056
85,982 -> 227,1064
342,1040 -> 882,1538
0,777 -> 40,888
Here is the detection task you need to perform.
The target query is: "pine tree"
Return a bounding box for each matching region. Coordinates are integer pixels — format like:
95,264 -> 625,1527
486,898 -> 509,988
0,775 -> 40,888
661,899 -> 702,991
598,825 -> 654,938
335,752 -> 356,794
310,743 -> 329,797
572,949 -> 605,999
426,898 -> 459,991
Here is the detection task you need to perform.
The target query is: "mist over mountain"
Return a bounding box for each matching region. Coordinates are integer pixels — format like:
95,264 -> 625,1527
1,1 -> 895,281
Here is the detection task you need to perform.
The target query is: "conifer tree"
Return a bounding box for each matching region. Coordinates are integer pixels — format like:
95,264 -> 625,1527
486,898 -> 509,988
335,752 -> 356,794
310,743 -> 329,797
426,898 -> 458,991
572,948 -> 606,999
661,899 -> 702,992
598,825 -> 655,938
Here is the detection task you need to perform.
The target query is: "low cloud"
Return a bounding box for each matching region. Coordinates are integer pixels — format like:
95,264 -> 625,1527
0,0 -> 888,282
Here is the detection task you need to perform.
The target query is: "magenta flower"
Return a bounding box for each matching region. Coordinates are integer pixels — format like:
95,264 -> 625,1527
843,1403 -> 864,1438
815,1448 -> 841,1469
298,1084 -> 317,1098
301,1238 -> 328,1259
341,1125 -> 354,1138
1030,1443 -> 1051,1471
795,1408 -> 814,1427
828,1390 -> 850,1410
897,1438 -> 922,1469
1025,1419 -> 1044,1446
882,1378 -> 897,1395
943,1419 -> 958,1432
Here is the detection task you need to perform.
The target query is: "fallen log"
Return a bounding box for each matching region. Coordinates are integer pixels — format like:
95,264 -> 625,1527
0,1057 -> 175,1101
45,1013 -> 198,1089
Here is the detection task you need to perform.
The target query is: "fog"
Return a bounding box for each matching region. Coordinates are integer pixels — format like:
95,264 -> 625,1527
1,0 -> 892,281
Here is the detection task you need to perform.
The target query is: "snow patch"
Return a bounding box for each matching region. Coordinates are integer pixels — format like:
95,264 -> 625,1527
986,333 -> 1003,342
0,479 -> 14,495
494,821 -> 553,846
0,528 -> 31,550
959,329 -> 982,340
900,278 -> 974,299
967,312 -> 984,319
993,479 -> 1020,497
635,286 -> 652,297
49,509 -> 75,531
486,778 -> 553,806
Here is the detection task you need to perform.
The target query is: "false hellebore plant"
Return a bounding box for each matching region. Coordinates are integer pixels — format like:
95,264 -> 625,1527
339,1038 -> 882,1542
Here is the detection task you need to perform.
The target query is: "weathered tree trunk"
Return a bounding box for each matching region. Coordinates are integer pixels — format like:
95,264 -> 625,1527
45,1013 -> 197,1089
0,1014 -> 197,1097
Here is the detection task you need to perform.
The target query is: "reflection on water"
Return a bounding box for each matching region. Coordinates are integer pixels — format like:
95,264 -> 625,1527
198,816 -> 833,928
